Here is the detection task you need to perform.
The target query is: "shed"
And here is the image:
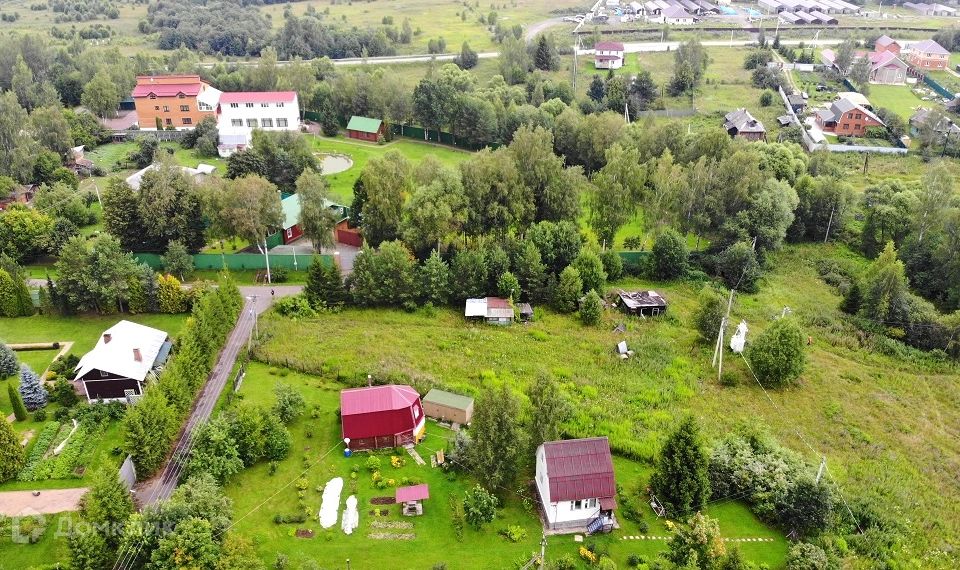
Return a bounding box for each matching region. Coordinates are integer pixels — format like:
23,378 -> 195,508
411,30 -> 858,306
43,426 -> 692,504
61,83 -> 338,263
396,484 -> 430,516
346,116 -> 386,142
464,297 -> 515,325
422,389 -> 474,424
518,302 -> 534,322
340,384 -> 426,450
335,218 -> 363,247
616,290 -> 667,316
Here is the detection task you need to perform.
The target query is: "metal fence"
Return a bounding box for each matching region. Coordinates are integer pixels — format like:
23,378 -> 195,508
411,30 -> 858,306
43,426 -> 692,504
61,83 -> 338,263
119,455 -> 137,490
636,108 -> 696,118
134,252 -> 333,271
110,130 -> 186,142
922,74 -> 956,100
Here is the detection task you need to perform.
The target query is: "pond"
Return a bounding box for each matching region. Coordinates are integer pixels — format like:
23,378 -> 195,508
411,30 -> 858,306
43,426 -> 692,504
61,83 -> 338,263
318,153 -> 354,175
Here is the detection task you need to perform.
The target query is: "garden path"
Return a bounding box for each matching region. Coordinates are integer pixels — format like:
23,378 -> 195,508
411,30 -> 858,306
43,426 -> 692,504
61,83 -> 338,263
0,488 -> 88,515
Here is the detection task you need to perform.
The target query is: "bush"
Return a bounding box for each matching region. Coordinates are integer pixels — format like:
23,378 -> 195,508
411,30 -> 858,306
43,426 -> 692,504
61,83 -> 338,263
786,542 -> 830,570
747,317 -> 806,387
760,90 -> 774,107
273,294 -> 316,321
693,285 -> 728,342
366,456 -> 382,471
718,242 -> 760,293
271,268 -> 289,283
498,525 -> 528,542
463,484 -> 498,528
600,250 -> 624,281
33,409 -> 47,421
651,230 -> 689,280
579,290 -> 603,325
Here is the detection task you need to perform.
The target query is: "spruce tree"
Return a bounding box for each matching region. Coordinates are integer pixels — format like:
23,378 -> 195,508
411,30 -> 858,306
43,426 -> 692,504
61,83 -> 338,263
650,416 -> 710,516
0,416 -> 24,481
418,249 -> 451,306
8,382 -> 27,421
0,343 -> 18,378
468,384 -> 525,497
305,258 -> 347,309
18,364 -> 49,411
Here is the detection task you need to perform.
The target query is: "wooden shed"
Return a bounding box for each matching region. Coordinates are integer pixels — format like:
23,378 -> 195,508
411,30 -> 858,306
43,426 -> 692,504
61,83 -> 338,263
346,116 -> 386,142
422,388 -> 474,424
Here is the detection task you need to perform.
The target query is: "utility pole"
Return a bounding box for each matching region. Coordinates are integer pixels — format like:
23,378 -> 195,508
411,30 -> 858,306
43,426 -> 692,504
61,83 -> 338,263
823,202 -> 836,243
815,456 -> 826,484
539,534 -> 547,568
712,288 -> 735,382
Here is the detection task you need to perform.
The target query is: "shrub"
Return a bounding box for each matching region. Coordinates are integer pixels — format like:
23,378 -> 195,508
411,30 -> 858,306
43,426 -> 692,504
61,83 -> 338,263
366,456 -> 382,471
8,382 -> 27,421
463,484 -> 498,528
51,377 -> 79,407
692,285 -> 728,342
600,250 -> 624,281
760,90 -> 774,107
651,229 -> 689,280
786,542 -> 830,570
273,383 -> 305,424
579,290 -> 603,325
554,266 -> 582,313
33,409 -> 47,422
0,344 -> 17,378
498,525 -> 528,542
718,241 -> 760,292
18,365 -> 48,411
747,317 -> 806,387
273,294 -> 316,320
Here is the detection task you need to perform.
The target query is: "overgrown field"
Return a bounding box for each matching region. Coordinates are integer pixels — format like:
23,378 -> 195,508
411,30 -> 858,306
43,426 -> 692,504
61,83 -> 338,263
252,243 -> 960,561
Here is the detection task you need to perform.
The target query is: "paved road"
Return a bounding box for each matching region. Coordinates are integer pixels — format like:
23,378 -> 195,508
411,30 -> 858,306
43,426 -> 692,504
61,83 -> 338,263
0,488 -> 88,515
134,286 -> 302,507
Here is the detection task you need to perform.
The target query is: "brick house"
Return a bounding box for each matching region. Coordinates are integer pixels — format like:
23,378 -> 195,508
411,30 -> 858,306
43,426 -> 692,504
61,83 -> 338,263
907,39 -> 950,71
132,75 -> 220,130
816,96 -> 885,137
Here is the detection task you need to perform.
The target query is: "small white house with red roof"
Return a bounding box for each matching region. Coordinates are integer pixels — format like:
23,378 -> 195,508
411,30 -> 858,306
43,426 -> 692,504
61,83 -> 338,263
594,41 -> 625,70
216,91 -> 300,156
535,437 -> 618,532
340,384 -> 426,450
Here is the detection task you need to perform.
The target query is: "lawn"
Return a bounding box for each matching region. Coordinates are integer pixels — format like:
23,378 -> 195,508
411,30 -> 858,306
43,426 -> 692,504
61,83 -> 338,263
224,362 -> 787,568
0,513 -> 75,570
311,135 -> 472,203
867,84 -> 926,122
250,242 -> 960,559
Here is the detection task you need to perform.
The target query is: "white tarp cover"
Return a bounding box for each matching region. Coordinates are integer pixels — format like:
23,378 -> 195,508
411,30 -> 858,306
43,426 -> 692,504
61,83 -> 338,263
341,495 -> 359,534
730,320 -> 748,354
319,477 -> 344,529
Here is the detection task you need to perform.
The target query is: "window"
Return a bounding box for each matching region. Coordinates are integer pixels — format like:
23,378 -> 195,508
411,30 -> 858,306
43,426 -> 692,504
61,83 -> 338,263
855,113 -> 862,120
277,118 -> 288,128
277,102 -> 284,108
154,105 -> 160,111
246,118 -> 258,128
584,498 -> 597,509
261,103 -> 269,107
180,105 -> 190,112
571,500 -> 583,510
199,102 -> 212,111
179,93 -> 185,98
165,118 -> 173,125
163,105 -> 170,112
182,117 -> 192,125
231,119 -> 242,127
149,94 -> 156,100
230,102 -> 239,108
847,112 -> 853,119
841,123 -> 849,130
261,118 -> 274,128
99,370 -> 108,378
413,405 -> 420,420
245,103 -> 254,108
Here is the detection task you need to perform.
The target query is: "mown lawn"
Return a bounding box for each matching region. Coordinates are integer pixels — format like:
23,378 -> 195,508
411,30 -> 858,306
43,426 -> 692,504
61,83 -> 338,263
0,513 -> 75,570
225,362 -> 787,568
867,84 -> 925,122
311,135 -> 472,203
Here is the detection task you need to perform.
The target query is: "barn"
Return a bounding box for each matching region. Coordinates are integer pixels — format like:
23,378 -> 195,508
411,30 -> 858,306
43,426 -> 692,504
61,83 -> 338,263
422,388 -> 474,424
346,116 -> 386,142
340,384 -> 426,450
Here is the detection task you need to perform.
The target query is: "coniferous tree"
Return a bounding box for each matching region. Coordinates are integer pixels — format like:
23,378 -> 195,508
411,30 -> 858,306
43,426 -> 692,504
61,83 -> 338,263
80,467 -> 135,548
305,259 -> 347,309
18,364 -> 48,411
650,416 -> 710,516
0,416 -> 24,481
553,266 -> 583,313
418,249 -> 451,306
8,382 -> 27,421
0,343 -> 18,378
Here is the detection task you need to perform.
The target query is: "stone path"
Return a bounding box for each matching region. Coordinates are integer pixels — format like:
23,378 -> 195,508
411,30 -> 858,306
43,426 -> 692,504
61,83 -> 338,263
0,488 -> 89,515
404,444 -> 426,466
620,535 -> 775,542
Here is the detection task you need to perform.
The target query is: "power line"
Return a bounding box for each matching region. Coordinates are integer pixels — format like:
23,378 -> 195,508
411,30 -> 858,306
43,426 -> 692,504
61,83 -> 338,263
738,353 -> 864,535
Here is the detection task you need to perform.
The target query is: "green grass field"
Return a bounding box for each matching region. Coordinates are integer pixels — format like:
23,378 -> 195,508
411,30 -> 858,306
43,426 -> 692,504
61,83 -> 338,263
311,135 -> 472,203
223,362 -> 787,568
250,242 -> 960,560
867,84 -> 926,122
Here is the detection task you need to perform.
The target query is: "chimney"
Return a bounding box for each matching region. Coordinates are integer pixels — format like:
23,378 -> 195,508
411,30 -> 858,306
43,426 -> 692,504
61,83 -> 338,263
133,348 -> 142,362
103,333 -> 112,344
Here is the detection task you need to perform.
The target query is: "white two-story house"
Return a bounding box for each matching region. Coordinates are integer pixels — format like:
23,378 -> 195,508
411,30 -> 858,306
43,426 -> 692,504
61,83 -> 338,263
216,91 -> 300,157
535,437 -> 618,532
594,41 -> 625,70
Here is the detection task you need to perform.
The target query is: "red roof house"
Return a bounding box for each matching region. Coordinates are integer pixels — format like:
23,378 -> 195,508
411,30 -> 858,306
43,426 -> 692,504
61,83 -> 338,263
340,385 -> 426,450
535,437 -> 617,532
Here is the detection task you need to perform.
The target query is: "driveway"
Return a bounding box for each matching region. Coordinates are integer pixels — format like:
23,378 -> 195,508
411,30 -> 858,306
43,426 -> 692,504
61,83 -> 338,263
134,286 -> 300,506
270,238 -> 360,274
0,488 -> 88,515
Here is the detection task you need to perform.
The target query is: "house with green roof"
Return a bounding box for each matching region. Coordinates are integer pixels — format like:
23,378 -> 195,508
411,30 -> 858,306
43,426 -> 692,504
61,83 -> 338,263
346,115 -> 386,142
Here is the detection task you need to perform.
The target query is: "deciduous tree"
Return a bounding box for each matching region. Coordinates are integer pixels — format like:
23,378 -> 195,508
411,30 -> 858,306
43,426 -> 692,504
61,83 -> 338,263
652,229 -> 689,280
469,384 -> 524,495
296,168 -> 338,252
747,317 -> 806,387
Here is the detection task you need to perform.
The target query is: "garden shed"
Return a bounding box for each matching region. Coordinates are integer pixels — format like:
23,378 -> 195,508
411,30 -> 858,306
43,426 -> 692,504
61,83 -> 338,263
340,384 -> 426,450
422,389 -> 474,424
74,321 -> 172,403
346,116 -> 386,142
616,290 -> 667,316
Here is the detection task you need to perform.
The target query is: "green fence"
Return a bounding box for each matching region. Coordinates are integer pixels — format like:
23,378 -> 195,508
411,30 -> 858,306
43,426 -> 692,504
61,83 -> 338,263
923,74 -> 956,100
134,253 -> 333,271
391,124 -> 499,150
617,251 -> 651,265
